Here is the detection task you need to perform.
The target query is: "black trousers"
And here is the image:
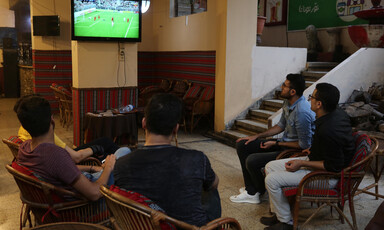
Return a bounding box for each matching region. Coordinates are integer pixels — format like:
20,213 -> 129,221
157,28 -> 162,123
74,137 -> 120,154
236,139 -> 283,195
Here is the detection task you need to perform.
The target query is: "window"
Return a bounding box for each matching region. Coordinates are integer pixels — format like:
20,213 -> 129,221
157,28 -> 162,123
170,0 -> 207,18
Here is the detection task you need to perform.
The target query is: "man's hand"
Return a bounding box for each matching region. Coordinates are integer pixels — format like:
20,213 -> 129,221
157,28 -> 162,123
285,159 -> 303,172
260,141 -> 275,149
302,148 -> 311,155
236,134 -> 260,145
103,154 -> 116,171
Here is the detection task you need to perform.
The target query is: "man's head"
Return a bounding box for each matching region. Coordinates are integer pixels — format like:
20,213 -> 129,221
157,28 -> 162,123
310,83 -> 340,114
144,93 -> 182,136
16,95 -> 52,137
280,74 -> 306,99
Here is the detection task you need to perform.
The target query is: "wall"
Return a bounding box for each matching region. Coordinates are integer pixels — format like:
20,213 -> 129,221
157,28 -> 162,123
224,0 -> 258,126
138,0 -> 228,131
261,25 -> 359,55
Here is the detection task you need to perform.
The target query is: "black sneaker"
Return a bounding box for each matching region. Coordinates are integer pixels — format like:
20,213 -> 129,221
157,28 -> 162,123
260,214 -> 279,226
90,145 -> 107,160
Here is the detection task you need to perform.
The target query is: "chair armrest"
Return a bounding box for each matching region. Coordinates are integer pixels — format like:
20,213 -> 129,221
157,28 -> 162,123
202,217 -> 242,230
276,149 -> 303,160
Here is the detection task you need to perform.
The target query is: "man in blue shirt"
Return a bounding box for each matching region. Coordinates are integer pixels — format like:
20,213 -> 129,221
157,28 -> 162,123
230,74 -> 315,204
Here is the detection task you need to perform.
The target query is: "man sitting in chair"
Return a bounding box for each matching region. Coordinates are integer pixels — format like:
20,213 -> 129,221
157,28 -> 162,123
114,93 -> 221,227
260,83 -> 355,230
15,95 -> 128,201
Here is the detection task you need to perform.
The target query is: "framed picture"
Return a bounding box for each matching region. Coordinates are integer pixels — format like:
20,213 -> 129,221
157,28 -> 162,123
264,0 -> 287,26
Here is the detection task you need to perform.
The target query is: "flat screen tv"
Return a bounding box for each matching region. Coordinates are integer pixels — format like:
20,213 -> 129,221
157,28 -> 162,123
71,0 -> 141,42
33,16 -> 60,36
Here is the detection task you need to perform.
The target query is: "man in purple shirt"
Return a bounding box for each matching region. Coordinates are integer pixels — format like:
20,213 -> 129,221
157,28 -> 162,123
15,95 -> 115,201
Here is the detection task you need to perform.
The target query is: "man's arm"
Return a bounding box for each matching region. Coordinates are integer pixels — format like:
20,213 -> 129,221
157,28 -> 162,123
285,159 -> 325,172
72,155 -> 116,201
236,125 -> 284,145
65,146 -> 93,164
261,140 -> 301,149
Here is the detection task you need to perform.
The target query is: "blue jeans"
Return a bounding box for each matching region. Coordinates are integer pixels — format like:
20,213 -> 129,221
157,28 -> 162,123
83,147 -> 131,185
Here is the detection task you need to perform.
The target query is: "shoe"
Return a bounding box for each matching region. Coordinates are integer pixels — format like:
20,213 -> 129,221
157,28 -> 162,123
90,145 -> 106,160
260,214 -> 279,226
229,190 -> 260,204
264,222 -> 293,230
239,187 -> 246,194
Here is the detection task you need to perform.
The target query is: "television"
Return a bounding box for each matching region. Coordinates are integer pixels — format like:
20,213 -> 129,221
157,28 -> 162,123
71,0 -> 142,42
33,16 -> 60,36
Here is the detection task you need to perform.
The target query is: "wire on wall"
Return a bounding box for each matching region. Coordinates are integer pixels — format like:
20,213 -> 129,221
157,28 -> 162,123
117,42 -> 127,87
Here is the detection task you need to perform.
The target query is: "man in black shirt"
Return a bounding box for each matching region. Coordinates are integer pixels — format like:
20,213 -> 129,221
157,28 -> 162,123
114,93 -> 221,227
260,83 -> 355,230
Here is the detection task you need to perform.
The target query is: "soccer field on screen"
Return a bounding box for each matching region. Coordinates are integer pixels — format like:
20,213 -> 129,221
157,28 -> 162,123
74,10 -> 139,38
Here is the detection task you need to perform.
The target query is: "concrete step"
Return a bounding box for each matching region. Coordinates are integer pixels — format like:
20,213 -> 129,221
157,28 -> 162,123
249,109 -> 275,119
261,99 -> 284,111
306,62 -> 338,71
236,119 -> 268,133
302,71 -> 328,80
221,129 -> 253,141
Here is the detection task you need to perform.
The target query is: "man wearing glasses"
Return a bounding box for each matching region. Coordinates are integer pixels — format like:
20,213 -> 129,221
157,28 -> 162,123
261,83 -> 354,230
230,74 -> 315,204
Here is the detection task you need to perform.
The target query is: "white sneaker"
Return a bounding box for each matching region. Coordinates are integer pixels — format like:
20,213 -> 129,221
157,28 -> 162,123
239,187 -> 246,194
230,191 -> 260,204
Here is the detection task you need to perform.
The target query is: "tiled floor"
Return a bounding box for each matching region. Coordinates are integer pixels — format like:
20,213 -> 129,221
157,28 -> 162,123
0,97 -> 383,229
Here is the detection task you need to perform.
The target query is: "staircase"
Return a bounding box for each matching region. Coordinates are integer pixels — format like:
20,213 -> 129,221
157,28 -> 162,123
219,62 -> 338,147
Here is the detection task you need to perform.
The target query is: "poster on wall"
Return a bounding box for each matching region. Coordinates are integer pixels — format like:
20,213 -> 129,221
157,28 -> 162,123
265,0 -> 287,26
287,0 -> 372,31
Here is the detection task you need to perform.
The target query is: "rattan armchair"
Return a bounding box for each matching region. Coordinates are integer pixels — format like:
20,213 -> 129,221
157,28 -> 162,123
29,222 -> 110,230
281,133 -> 378,230
6,164 -> 109,228
2,137 -> 21,159
100,185 -> 241,230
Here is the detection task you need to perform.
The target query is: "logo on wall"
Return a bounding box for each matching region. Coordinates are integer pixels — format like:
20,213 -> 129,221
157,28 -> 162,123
336,0 -> 371,22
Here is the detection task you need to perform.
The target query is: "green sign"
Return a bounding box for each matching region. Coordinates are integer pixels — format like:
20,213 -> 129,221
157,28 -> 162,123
288,0 -> 370,31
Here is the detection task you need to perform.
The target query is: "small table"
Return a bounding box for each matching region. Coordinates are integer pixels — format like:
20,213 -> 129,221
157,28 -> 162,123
83,110 -> 138,146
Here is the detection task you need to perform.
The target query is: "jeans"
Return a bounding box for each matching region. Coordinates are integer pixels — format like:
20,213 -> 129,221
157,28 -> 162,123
236,139 -> 283,195
83,147 -> 131,185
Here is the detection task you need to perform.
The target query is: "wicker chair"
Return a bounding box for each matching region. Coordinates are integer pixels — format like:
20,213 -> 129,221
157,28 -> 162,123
29,222 -> 110,230
6,164 -> 110,228
170,80 -> 191,98
50,84 -> 72,128
100,185 -> 242,230
184,86 -> 214,132
2,137 -> 21,159
280,133 -> 378,230
138,79 -> 173,107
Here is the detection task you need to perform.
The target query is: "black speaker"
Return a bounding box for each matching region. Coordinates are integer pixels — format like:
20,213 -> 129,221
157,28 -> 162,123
33,15 -> 60,36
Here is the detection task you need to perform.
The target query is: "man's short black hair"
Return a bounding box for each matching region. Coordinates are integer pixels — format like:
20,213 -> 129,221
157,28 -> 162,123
13,94 -> 40,113
286,73 -> 306,96
16,95 -> 52,137
145,93 -> 182,136
315,83 -> 340,113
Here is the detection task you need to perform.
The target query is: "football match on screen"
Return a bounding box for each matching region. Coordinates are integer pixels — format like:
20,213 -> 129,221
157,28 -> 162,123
73,0 -> 140,38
